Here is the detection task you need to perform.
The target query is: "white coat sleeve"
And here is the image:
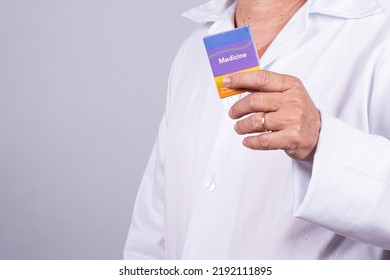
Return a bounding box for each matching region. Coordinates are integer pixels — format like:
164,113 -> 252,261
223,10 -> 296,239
123,114 -> 167,259
122,30 -> 191,258
292,54 -> 390,250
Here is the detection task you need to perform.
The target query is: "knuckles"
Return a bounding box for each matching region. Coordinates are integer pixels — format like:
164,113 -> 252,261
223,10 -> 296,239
288,127 -> 302,147
254,71 -> 271,89
291,76 -> 303,88
255,135 -> 270,149
248,94 -> 260,111
251,114 -> 263,131
288,108 -> 305,126
234,113 -> 263,134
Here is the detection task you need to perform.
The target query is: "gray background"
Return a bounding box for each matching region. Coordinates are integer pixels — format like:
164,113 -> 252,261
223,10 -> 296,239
0,0 -> 206,259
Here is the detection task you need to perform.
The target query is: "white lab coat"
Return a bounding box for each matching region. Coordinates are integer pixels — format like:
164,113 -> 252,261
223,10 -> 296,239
124,0 -> 390,259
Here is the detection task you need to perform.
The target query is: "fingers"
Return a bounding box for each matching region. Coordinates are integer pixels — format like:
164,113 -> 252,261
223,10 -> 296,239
223,70 -> 299,92
223,69 -> 320,160
227,71 -> 305,120
242,130 -> 287,151
229,91 -> 283,119
234,111 -> 281,134
242,129 -> 310,160
239,109 -> 321,160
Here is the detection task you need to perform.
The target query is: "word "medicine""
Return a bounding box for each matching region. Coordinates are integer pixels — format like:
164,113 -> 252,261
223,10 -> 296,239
219,53 -> 247,64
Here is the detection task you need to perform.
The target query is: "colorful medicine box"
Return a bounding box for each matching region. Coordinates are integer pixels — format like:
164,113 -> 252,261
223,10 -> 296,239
203,26 -> 260,98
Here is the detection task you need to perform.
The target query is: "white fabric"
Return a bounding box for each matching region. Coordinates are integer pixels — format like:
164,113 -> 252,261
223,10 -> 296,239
124,0 -> 390,259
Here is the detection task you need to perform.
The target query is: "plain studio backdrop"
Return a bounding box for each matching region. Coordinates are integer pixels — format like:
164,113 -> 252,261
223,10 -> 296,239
0,0 -> 206,259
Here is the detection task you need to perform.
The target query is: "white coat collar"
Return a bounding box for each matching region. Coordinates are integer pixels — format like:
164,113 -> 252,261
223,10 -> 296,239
182,0 -> 390,22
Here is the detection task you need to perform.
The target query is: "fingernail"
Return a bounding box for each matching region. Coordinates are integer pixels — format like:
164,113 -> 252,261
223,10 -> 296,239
228,108 -> 233,118
222,76 -> 231,86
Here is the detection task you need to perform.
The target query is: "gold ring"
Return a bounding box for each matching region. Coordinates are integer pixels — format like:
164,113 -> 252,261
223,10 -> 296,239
261,112 -> 270,132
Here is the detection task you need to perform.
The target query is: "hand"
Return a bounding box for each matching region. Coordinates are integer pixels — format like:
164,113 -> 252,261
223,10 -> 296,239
223,70 -> 321,161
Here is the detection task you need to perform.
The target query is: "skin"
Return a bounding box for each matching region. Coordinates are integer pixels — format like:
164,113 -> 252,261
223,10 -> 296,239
224,0 -> 321,161
235,0 -> 308,51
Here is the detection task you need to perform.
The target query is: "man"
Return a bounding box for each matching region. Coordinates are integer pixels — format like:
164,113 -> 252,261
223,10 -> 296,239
124,0 -> 390,259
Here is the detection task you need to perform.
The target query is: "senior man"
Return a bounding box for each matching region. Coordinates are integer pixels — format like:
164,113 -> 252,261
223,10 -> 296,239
124,0 -> 390,259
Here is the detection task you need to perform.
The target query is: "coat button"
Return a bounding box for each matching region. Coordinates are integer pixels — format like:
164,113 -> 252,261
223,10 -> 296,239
205,179 -> 216,192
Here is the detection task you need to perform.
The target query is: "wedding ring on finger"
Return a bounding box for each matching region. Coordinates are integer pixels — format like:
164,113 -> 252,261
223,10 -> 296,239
261,112 -> 271,132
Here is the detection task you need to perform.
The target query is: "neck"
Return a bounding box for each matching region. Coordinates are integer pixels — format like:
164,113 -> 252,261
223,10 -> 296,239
235,0 -> 307,54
